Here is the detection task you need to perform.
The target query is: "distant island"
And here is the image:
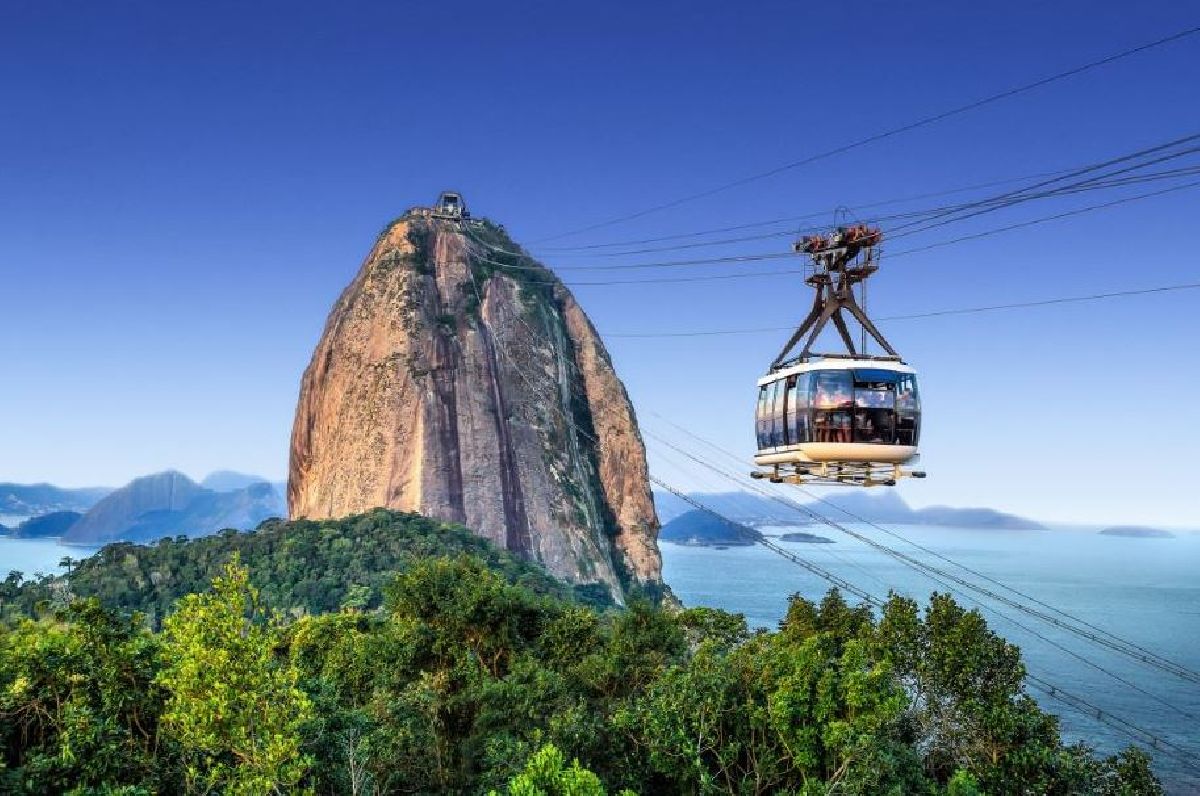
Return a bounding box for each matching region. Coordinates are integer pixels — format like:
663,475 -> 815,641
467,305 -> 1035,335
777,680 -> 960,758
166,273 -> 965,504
654,489 -> 1045,530
7,511 -> 83,538
658,509 -> 755,547
778,531 -> 834,544
1099,526 -> 1175,539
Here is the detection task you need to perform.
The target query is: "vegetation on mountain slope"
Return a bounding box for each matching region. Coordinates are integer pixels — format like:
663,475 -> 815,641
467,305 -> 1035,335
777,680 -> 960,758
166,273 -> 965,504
0,511 -> 1161,794
1,509 -> 613,625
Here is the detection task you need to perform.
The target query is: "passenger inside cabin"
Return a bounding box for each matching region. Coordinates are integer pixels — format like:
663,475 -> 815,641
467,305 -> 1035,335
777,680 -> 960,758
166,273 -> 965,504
855,411 -> 874,438
832,411 -> 851,443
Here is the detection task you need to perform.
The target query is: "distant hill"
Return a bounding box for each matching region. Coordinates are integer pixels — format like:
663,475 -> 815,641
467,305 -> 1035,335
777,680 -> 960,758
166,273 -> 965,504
62,471 -> 286,545
653,491 -> 804,526
0,483 -> 111,517
1099,525 -> 1175,539
9,511 -> 83,538
825,492 -> 1045,530
201,470 -> 279,492
778,531 -> 834,543
3,509 -> 612,625
654,489 -> 1044,530
659,509 -> 754,547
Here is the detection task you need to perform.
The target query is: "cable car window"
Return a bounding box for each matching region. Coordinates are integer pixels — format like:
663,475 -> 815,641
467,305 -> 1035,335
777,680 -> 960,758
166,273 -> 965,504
789,373 -> 811,444
756,385 -> 770,449
896,374 -> 920,446
853,376 -> 895,410
854,406 -> 895,444
771,379 -> 787,446
813,371 -> 853,408
763,381 -> 778,448
896,374 -> 920,412
851,371 -> 895,443
812,371 -> 852,442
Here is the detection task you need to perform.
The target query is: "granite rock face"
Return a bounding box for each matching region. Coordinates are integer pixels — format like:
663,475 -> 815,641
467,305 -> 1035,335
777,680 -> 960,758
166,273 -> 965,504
288,210 -> 662,599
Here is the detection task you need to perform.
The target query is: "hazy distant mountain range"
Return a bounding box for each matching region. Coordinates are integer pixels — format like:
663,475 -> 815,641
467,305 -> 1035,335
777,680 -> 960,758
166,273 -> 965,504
653,489 -> 1045,531
3,475 -> 1040,546
0,471 -> 286,544
0,483 -> 113,517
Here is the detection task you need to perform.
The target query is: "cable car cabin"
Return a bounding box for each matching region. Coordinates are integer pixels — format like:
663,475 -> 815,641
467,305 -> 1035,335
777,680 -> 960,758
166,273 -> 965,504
753,359 -> 924,487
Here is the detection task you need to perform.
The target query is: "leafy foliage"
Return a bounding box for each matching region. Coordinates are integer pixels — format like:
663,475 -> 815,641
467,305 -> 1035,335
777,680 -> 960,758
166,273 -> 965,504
492,743 -> 632,796
155,560 -> 311,794
0,514 -> 1167,795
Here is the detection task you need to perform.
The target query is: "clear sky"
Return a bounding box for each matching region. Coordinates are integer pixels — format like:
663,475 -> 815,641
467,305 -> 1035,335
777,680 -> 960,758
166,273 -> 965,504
2,1 -> 1197,526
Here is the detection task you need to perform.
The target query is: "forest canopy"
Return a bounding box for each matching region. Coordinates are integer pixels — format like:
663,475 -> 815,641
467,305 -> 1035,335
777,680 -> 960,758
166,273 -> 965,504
0,510 -> 1163,794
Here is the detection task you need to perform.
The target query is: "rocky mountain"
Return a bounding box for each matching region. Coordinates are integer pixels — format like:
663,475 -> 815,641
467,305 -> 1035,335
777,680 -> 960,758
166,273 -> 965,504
0,483 -> 111,517
288,199 -> 661,600
62,471 -> 285,544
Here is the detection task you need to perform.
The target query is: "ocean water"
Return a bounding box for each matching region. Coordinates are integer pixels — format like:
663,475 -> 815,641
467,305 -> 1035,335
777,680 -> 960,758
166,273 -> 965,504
662,525 -> 1200,793
0,535 -> 98,578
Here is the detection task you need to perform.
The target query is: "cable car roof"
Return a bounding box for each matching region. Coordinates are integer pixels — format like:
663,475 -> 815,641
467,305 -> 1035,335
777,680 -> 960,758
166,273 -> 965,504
757,357 -> 915,387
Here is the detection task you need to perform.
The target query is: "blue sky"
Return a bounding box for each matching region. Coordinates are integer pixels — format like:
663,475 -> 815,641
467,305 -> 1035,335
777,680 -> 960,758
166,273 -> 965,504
1,1 -> 1197,526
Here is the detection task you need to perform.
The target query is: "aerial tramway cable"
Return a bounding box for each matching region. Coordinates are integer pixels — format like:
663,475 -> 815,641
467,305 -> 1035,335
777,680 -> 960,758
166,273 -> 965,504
879,133 -> 1200,240
603,281 -> 1200,338
535,143 -> 1200,260
534,24 -> 1200,242
885,176 -> 1200,259
470,151 -> 1200,273
460,171 -> 1200,286
533,167 -> 1082,253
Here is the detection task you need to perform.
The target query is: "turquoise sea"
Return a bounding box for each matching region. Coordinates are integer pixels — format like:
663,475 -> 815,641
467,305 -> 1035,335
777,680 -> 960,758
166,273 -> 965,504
662,524 -> 1200,793
1,534 -> 98,578
2,526 -> 1197,791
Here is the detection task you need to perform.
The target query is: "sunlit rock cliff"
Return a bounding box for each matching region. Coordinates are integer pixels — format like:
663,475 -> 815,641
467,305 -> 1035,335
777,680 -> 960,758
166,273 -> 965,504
288,197 -> 662,599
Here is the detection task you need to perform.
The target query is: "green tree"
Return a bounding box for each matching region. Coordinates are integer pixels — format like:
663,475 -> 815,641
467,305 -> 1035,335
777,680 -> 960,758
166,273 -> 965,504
0,600 -> 170,794
493,743 -> 633,796
155,560 -> 312,795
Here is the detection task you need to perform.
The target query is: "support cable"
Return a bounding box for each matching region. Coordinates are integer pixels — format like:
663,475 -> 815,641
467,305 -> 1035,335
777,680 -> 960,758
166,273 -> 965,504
601,282 -> 1200,337
462,167 -> 1200,285
534,167 -> 1080,253
534,25 -> 1200,242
